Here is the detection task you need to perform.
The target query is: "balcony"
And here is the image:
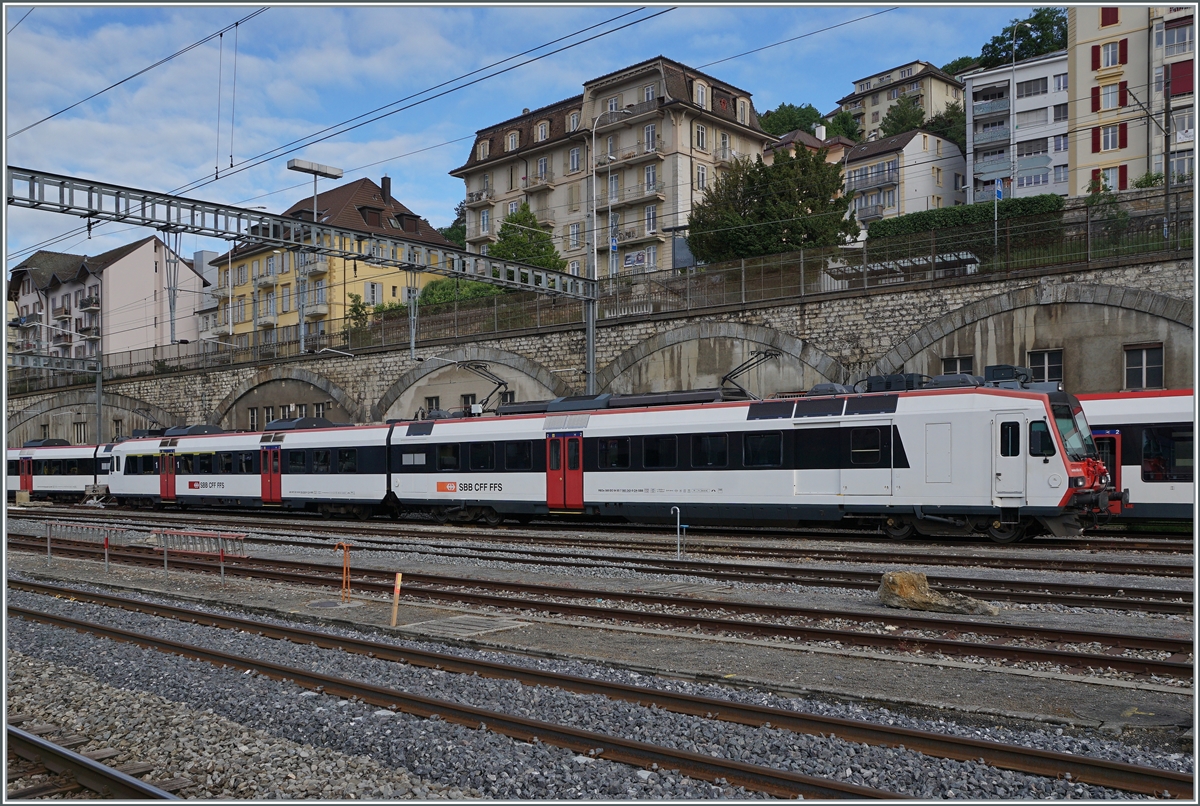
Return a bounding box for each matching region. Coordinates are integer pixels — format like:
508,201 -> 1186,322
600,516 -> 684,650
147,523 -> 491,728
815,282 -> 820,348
856,204 -> 885,222
198,321 -> 224,341
52,332 -> 72,345
845,167 -> 899,193
79,295 -> 100,312
294,254 -> 328,277
522,170 -> 556,192
78,324 -> 101,340
464,188 -> 494,208
974,127 -> 1010,146
972,97 -> 1009,117
254,272 -> 277,288
595,99 -> 660,131
714,146 -> 746,166
255,311 -> 277,328
597,225 -> 665,248
465,224 -> 495,243
14,340 -> 38,354
844,102 -> 864,112
304,303 -> 329,318
534,206 -> 556,227
602,138 -> 666,169
972,155 -> 1010,182
16,312 -> 42,328
618,181 -> 666,206
52,305 -> 71,320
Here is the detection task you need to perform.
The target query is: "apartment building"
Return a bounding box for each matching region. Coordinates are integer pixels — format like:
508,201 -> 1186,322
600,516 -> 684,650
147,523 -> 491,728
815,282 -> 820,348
763,124 -> 857,166
1068,6 -> 1194,195
844,129 -> 967,226
207,177 -> 456,349
449,56 -> 773,275
832,61 -> 965,142
7,236 -> 205,359
964,51 -> 1070,203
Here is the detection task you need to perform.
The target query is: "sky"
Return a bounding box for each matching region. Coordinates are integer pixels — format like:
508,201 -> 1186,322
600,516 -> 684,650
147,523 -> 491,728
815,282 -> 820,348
3,2 -> 1035,271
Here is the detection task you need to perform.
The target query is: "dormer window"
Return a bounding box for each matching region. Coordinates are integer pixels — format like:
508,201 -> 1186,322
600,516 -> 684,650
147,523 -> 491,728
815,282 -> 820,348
477,140 -> 489,160
570,112 -> 580,131
695,83 -> 707,109
644,84 -> 655,102
859,81 -> 871,93
361,208 -> 382,227
537,121 -> 548,141
507,131 -> 519,151
900,67 -> 914,78
737,99 -> 747,124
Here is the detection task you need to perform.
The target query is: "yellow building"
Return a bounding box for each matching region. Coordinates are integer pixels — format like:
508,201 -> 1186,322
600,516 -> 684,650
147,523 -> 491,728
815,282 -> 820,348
207,176 -> 457,348
832,60 -> 965,143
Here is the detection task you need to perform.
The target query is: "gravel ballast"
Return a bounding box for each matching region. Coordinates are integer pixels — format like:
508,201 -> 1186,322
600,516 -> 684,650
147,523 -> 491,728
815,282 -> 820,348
7,581 -> 1189,799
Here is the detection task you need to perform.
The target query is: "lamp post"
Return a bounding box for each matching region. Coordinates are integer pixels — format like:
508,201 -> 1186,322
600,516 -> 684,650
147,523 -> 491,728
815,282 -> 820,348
1008,22 -> 1034,199
588,108 -> 632,395
287,159 -> 343,354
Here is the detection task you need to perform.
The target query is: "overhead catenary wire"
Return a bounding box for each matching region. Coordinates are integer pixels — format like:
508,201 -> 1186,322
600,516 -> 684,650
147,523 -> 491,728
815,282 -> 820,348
215,32 -> 225,179
229,23 -> 240,169
6,6 -> 33,35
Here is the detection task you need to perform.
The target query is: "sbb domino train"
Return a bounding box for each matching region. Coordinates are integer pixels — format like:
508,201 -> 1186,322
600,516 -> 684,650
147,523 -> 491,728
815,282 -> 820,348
9,366 -> 1127,542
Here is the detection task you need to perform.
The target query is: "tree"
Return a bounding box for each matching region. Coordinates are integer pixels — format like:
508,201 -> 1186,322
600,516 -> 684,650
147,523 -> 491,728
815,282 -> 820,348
940,55 -> 979,78
686,150 -> 858,264
487,202 -> 567,270
977,7 -> 1067,69
437,200 -> 466,248
418,277 -> 503,306
759,102 -> 823,136
825,109 -> 862,142
924,100 -> 966,155
879,94 -> 925,138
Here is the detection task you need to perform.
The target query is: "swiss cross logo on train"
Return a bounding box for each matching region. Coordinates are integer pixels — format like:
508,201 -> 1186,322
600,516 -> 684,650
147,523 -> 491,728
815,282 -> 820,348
436,481 -> 457,493
189,481 -> 200,489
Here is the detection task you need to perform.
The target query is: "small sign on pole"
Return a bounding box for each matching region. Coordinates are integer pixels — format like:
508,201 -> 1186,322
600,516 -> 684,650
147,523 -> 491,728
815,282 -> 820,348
610,237 -> 618,252
390,572 -> 403,627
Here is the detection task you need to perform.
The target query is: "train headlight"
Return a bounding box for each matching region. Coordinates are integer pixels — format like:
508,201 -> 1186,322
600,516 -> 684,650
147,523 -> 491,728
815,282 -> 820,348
1069,476 -> 1087,488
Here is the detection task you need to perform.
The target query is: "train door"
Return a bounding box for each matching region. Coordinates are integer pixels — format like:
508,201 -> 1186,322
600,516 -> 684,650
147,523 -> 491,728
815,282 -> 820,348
840,421 -> 893,496
546,434 -> 583,511
1093,429 -> 1124,515
260,446 -> 282,504
19,457 -> 33,492
992,413 -> 1026,500
160,453 -> 176,501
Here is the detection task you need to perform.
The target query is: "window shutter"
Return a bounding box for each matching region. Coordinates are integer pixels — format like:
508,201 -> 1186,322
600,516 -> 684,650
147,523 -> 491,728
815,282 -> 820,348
1091,45 -> 1101,71
1091,168 -> 1101,188
1091,86 -> 1101,112
1171,60 -> 1195,96
1119,38 -> 1128,65
1091,127 -> 1101,153
1118,164 -> 1128,190
1119,81 -> 1128,107
1101,7 -> 1119,26
1119,121 -> 1128,149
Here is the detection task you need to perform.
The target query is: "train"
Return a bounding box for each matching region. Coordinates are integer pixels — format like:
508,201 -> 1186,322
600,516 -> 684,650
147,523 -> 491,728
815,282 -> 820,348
9,365 -> 1151,543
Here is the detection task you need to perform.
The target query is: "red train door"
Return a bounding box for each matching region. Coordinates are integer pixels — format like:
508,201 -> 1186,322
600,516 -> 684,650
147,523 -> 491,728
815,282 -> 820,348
160,453 -> 176,501
1093,430 -> 1125,515
260,447 -> 282,504
19,457 -> 33,492
545,434 -> 583,511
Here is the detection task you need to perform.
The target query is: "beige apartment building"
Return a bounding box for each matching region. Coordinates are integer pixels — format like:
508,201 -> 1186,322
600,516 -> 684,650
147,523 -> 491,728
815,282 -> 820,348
832,61 -> 965,142
1068,5 -> 1194,195
450,56 -> 774,274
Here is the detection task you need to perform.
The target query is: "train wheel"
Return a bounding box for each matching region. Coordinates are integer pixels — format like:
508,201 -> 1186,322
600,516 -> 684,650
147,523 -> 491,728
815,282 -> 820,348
432,508 -> 449,524
986,520 -> 1027,543
354,506 -> 371,521
480,507 -> 502,526
883,518 -> 914,540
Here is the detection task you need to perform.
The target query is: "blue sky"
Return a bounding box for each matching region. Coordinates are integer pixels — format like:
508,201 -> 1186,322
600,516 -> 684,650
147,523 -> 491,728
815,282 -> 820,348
4,3 -> 1033,269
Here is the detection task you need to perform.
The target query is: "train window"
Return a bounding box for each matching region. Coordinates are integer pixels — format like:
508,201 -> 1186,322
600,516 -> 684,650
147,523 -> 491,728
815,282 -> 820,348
237,453 -> 255,474
744,432 -> 783,467
288,451 -> 306,473
7,460 -> 18,476
548,440 -> 561,471
437,444 -> 460,471
469,443 -> 495,471
567,439 -> 580,471
337,449 -> 357,474
401,451 -> 427,466
1000,422 -> 1020,456
504,441 -> 533,471
218,453 -> 233,474
1029,422 -> 1056,456
643,436 -> 677,469
98,459 -> 111,474
691,434 -> 728,468
176,454 -> 193,474
65,459 -> 80,475
142,456 -> 159,475
114,457 -> 120,472
1142,427 -> 1194,483
850,428 -> 881,465
597,438 -> 630,469
124,456 -> 137,475
313,450 -> 331,474
48,459 -> 63,475
196,454 -> 213,474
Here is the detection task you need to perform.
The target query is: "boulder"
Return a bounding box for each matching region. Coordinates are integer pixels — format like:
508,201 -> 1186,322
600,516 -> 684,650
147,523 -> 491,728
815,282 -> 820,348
878,570 -> 999,616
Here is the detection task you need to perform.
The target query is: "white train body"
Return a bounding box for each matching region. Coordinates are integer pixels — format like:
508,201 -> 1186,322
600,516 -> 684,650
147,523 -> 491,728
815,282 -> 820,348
1077,390 -> 1194,521
8,383 -> 1112,539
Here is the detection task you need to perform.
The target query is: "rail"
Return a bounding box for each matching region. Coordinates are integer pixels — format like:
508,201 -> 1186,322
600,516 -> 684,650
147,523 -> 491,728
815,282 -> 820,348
6,725 -> 180,800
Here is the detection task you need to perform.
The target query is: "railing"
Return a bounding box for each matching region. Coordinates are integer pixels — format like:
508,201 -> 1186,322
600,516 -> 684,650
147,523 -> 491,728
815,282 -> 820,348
846,168 -> 899,193
295,254 -> 329,276
465,224 -> 493,240
973,98 -> 1010,116
79,325 -> 101,339
522,170 -> 555,190
79,295 -> 100,311
465,188 -> 494,205
714,146 -> 745,164
975,127 -> 1010,145
10,191 -> 1190,396
972,155 -> 1009,174
304,303 -> 329,317
596,99 -> 658,128
621,181 -> 666,203
51,332 -> 72,345
254,272 -> 276,288
607,138 -> 665,165
17,313 -> 41,326
856,204 -> 885,221
255,311 -> 277,327
51,305 -> 70,319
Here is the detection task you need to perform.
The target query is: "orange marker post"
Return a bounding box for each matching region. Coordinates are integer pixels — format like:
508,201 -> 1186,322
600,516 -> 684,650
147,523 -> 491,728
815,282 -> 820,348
335,542 -> 353,603
390,572 -> 403,627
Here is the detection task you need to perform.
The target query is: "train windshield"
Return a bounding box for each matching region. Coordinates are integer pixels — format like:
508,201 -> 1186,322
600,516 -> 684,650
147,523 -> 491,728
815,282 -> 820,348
1052,403 -> 1098,461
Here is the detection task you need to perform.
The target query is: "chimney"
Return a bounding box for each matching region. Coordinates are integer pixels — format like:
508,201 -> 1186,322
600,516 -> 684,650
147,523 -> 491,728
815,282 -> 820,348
381,176 -> 392,205
814,124 -> 827,142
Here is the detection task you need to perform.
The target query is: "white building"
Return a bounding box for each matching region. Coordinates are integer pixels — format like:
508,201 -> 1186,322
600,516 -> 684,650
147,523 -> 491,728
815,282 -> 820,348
845,129 -> 966,227
964,50 -> 1070,203
7,236 -> 207,359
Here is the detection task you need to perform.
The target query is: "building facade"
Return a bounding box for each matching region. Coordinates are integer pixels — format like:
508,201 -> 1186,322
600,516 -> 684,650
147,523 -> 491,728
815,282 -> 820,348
1068,5 -> 1194,195
7,236 -> 205,360
208,177 -> 456,350
964,51 -> 1070,203
763,124 -> 856,166
844,129 -> 967,226
832,61 -> 965,142
450,56 -> 774,275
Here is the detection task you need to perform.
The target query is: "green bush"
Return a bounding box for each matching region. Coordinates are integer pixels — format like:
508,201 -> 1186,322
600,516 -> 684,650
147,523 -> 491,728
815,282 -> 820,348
866,193 -> 1064,238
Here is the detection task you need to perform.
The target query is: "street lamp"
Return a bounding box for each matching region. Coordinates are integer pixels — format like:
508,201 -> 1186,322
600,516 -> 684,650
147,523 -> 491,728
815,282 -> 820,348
287,159 -> 343,354
587,108 -> 633,395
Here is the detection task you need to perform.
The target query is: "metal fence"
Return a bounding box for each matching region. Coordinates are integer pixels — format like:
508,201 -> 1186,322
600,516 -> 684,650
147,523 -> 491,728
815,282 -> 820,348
9,191 -> 1192,396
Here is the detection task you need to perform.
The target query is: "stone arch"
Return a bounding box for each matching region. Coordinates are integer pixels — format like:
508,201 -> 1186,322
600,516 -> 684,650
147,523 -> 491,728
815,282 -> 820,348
211,367 -> 365,425
594,320 -> 849,393
372,346 -> 575,421
7,390 -> 180,445
868,282 -> 1194,377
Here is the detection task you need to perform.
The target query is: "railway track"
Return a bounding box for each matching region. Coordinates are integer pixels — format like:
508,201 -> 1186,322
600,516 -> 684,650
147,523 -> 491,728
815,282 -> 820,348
9,579 -> 1192,799
9,537 -> 1193,680
12,505 -> 1193,555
